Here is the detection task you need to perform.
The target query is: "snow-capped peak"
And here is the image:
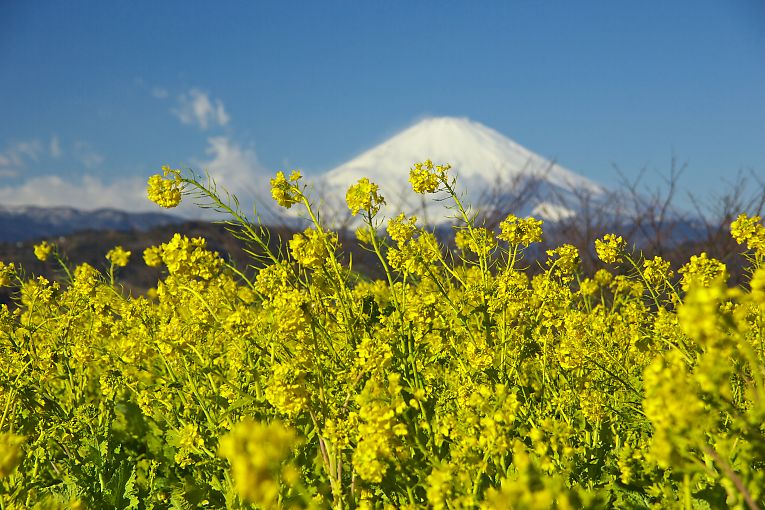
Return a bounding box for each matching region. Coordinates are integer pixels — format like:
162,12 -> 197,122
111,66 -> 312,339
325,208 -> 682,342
313,116 -> 603,226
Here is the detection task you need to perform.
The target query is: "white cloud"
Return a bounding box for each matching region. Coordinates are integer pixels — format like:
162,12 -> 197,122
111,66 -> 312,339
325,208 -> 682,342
0,174 -> 152,211
50,135 -> 62,158
14,140 -> 44,161
191,136 -> 280,218
193,136 -> 265,191
0,171 -> 224,218
173,89 -> 230,130
0,139 -> 44,173
73,141 -> 105,168
0,130 -> 280,220
0,136 -> 270,214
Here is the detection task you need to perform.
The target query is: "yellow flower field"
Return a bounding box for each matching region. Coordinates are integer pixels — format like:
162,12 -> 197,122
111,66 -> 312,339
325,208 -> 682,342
1,162 -> 764,509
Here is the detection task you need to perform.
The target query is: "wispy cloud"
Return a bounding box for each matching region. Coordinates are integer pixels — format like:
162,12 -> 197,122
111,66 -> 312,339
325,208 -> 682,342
135,77 -> 170,100
50,135 -> 62,158
0,139 -> 45,176
173,89 -> 230,130
196,136 -> 264,190
0,135 -> 271,216
151,86 -> 169,99
73,141 -> 105,168
192,136 -> 279,217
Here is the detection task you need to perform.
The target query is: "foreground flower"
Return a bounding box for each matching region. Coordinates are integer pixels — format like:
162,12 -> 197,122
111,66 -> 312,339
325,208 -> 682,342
147,166 -> 182,208
642,256 -> 673,286
219,420 -> 300,507
730,213 -> 765,255
498,214 -> 543,246
346,177 -> 385,216
270,170 -> 302,209
0,261 -> 15,287
33,241 -> 53,262
106,245 -> 131,267
546,244 -> 579,274
678,252 -> 727,291
595,234 -> 626,264
409,160 -> 450,194
0,433 -> 24,478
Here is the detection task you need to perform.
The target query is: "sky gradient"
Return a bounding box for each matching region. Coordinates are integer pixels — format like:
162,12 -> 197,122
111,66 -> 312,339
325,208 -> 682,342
1,1 -> 763,213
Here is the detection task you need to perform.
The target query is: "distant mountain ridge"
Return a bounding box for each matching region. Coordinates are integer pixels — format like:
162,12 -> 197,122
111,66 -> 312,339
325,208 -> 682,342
0,205 -> 184,242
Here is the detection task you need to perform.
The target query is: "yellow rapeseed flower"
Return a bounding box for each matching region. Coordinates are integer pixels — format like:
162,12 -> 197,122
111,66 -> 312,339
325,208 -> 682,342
147,166 -> 182,208
387,213 -> 418,244
730,213 -> 765,254
0,433 -> 24,478
33,241 -> 53,262
0,261 -> 15,286
595,234 -> 626,264
546,244 -> 579,275
143,245 -> 163,267
498,214 -> 543,246
289,228 -> 337,269
346,177 -> 385,216
270,170 -> 302,209
219,419 -> 299,507
642,256 -> 673,286
105,245 -> 131,267
678,252 -> 727,291
409,160 -> 450,194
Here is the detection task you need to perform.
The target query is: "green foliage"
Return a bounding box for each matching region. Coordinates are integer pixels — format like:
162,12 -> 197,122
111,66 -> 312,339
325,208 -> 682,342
0,165 -> 764,509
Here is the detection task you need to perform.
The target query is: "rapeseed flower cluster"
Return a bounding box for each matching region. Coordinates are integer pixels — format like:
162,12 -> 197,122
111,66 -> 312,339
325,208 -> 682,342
0,262 -> 14,287
0,433 -> 24,478
387,231 -> 441,276
265,363 -> 311,417
346,177 -> 385,216
678,252 -> 727,291
454,227 -> 497,255
289,228 -> 337,269
498,214 -> 544,246
144,233 -> 223,279
595,233 -> 626,264
168,423 -> 206,467
352,374 -> 408,483
147,166 -> 183,208
731,213 -> 765,255
386,213 -> 418,243
218,420 -> 299,508
642,255 -> 673,286
270,170 -> 303,209
105,245 -> 131,267
546,244 -> 580,275
408,159 -> 450,193
33,240 -> 53,261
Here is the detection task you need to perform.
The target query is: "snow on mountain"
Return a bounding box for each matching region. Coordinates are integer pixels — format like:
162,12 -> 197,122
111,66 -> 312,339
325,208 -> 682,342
314,116 -> 604,226
531,202 -> 577,222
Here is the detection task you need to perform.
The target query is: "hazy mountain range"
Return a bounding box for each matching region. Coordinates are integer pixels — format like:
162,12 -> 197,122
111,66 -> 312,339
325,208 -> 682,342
0,205 -> 184,243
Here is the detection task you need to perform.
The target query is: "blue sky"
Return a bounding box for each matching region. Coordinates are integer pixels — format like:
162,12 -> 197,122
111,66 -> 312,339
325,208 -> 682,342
1,1 -> 763,213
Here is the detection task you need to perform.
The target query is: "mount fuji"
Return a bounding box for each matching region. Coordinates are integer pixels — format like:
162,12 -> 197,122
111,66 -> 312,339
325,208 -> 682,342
313,116 -> 605,226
